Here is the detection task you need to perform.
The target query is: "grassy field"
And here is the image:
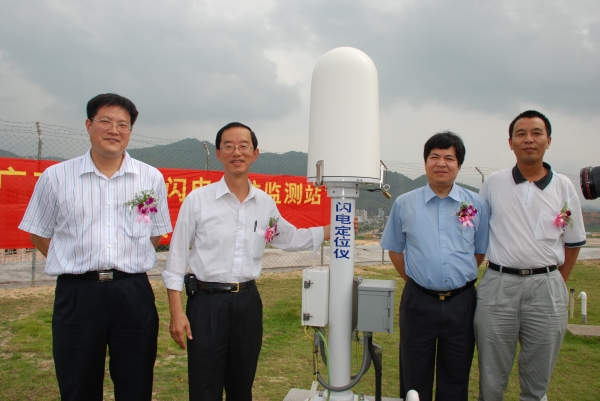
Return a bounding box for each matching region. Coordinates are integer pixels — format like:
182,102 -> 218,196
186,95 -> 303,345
0,261 -> 599,400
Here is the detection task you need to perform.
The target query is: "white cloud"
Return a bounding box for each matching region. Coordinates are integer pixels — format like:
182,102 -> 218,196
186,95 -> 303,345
0,0 -> 598,174
0,51 -> 58,121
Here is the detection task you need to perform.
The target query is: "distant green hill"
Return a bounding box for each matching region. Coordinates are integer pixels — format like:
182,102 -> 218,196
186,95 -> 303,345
128,138 -> 219,170
0,149 -> 20,158
125,138 -> 422,215
0,137 -> 484,217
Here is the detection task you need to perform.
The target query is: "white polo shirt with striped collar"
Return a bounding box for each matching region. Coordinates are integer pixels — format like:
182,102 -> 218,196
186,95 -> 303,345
480,162 -> 586,268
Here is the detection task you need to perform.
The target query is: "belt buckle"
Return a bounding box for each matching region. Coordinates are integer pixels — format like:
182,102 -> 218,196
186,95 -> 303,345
439,292 -> 451,301
519,269 -> 531,276
231,282 -> 240,293
98,271 -> 113,282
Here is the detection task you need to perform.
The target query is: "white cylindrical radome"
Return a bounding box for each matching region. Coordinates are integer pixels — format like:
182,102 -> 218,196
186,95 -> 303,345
307,47 -> 380,184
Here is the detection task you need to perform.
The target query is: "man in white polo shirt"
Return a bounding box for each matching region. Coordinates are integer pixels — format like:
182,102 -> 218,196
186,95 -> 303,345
474,110 -> 586,401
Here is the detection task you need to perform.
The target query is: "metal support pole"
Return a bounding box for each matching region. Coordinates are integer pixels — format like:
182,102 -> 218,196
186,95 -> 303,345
31,122 -> 43,286
202,141 -> 210,170
475,167 -> 484,184
36,122 -> 43,160
569,288 -> 575,319
31,249 -> 36,287
321,242 -> 324,265
325,184 -> 358,401
381,214 -> 388,264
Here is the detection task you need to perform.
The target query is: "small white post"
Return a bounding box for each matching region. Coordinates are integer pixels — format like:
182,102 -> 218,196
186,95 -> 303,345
569,288 -> 575,319
578,291 -> 587,324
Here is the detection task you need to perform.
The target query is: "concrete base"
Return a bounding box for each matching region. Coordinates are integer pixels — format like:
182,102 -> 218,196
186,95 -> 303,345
567,324 -> 600,337
283,388 -> 401,401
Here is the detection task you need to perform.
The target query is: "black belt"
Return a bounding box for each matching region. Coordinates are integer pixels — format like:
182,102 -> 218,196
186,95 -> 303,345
62,269 -> 138,282
488,262 -> 557,276
197,280 -> 256,294
408,278 -> 476,301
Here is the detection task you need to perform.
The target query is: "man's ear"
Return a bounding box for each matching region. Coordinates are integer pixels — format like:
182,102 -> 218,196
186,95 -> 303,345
251,148 -> 260,163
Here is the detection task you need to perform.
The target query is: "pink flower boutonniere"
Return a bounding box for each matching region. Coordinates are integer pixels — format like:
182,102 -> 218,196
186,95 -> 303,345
457,201 -> 477,230
124,189 -> 158,223
554,202 -> 573,229
265,217 -> 281,244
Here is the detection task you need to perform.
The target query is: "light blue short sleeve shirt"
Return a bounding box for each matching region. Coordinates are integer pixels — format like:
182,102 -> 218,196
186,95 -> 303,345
380,184 -> 489,291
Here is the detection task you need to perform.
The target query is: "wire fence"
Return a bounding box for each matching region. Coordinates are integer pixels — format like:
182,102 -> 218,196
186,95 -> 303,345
1,119 -> 599,287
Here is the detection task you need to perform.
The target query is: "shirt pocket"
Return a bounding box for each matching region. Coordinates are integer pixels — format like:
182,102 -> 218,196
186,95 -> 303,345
534,211 -> 562,244
252,228 -> 267,259
123,208 -> 150,238
458,225 -> 475,253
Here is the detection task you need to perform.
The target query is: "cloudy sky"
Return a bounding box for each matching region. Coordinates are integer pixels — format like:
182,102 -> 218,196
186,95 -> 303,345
1,0 -> 599,174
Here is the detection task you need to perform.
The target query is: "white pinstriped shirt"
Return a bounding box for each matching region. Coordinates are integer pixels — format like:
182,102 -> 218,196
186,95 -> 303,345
19,150 -> 172,275
162,177 -> 323,291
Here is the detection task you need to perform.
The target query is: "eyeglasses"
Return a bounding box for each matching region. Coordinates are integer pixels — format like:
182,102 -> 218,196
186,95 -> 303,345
91,118 -> 132,134
220,144 -> 254,154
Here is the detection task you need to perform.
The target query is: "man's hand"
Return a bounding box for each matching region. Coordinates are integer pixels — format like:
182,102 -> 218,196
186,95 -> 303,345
323,216 -> 359,241
167,289 -> 193,349
170,311 -> 193,350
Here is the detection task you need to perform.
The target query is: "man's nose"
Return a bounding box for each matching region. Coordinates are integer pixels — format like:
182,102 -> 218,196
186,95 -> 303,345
106,123 -> 120,134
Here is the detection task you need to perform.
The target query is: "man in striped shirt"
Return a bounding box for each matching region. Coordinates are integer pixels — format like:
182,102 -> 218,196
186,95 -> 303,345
19,93 -> 172,401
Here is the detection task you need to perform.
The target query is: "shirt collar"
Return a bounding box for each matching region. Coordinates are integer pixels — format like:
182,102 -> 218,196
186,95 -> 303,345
215,175 -> 257,202
80,150 -> 136,178
424,183 -> 461,202
512,162 -> 553,190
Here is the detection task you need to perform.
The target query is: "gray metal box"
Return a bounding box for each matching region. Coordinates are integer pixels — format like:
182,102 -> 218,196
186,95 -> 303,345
301,266 -> 329,327
356,279 -> 396,334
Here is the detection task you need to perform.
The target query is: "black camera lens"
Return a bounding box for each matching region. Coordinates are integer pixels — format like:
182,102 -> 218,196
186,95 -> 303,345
580,166 -> 600,200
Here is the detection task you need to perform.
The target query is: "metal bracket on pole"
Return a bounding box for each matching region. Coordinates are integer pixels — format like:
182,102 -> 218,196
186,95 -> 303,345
315,160 -> 324,187
379,161 -> 391,199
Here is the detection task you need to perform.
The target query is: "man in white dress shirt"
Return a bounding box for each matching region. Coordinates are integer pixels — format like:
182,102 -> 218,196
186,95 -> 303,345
163,122 -> 331,401
19,93 -> 172,401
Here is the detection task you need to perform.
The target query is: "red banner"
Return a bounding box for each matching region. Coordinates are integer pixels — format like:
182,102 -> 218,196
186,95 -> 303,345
0,157 -> 330,249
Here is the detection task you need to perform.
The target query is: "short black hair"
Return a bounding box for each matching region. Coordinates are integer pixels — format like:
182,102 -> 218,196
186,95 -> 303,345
423,131 -> 466,167
508,110 -> 551,138
86,93 -> 139,125
215,122 -> 258,150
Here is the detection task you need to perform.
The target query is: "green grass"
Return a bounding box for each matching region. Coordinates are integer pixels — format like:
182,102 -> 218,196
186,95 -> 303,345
0,262 -> 599,400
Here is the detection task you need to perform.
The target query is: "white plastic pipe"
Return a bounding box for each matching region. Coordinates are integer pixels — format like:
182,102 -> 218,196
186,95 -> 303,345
578,291 -> 587,324
327,191 -> 357,401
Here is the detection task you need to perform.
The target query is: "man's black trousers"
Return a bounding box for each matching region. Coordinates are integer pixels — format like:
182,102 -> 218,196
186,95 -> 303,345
186,285 -> 263,401
399,279 -> 476,401
52,273 -> 158,401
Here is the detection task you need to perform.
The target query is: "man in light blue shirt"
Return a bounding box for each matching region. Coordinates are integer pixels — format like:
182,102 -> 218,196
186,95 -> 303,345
380,131 -> 489,401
